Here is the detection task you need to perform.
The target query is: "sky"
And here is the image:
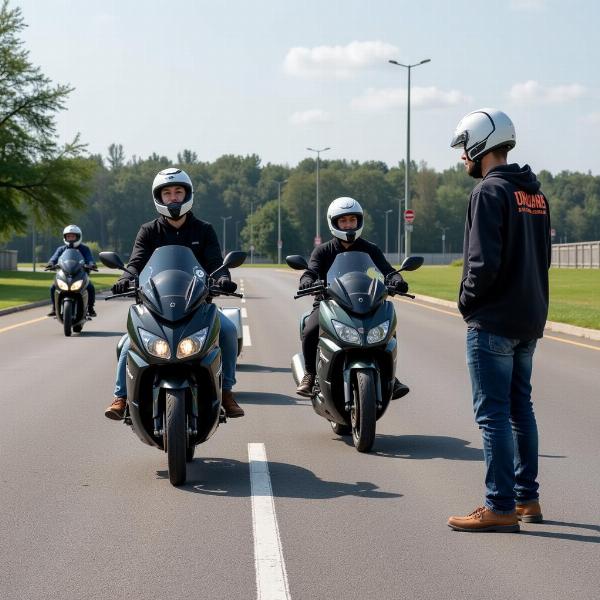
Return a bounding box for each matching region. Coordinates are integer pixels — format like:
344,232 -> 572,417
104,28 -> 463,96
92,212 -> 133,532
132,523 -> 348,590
15,0 -> 600,175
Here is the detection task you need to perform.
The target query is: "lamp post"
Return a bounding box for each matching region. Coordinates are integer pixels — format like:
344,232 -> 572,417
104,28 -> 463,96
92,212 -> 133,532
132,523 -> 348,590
275,179 -> 287,264
384,209 -> 393,256
220,216 -> 232,257
307,146 -> 330,245
250,200 -> 255,264
437,224 -> 449,259
235,220 -> 240,249
388,57 -> 431,259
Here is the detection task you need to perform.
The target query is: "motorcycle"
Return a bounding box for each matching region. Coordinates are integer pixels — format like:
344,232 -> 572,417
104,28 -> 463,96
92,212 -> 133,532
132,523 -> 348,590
45,248 -> 97,336
286,251 -> 423,452
99,245 -> 246,486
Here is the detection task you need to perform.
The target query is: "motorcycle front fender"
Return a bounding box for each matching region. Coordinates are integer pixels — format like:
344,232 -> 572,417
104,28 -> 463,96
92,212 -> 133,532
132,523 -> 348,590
343,360 -> 382,409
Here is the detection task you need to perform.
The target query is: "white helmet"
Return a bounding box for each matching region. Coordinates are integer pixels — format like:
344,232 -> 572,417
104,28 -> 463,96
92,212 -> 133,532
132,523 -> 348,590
450,108 -> 516,161
63,224 -> 82,248
152,167 -> 194,219
327,197 -> 364,243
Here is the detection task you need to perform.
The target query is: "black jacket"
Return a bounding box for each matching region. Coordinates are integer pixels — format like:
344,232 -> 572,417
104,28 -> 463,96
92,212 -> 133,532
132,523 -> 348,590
300,237 -> 400,286
459,163 -> 551,339
120,212 -> 229,282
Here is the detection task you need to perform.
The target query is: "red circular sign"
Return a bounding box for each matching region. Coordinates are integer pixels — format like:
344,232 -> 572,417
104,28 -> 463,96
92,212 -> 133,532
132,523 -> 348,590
404,209 -> 415,223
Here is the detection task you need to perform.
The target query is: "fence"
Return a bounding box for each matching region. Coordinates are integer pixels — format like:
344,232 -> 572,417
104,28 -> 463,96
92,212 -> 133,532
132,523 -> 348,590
552,241 -> 600,268
0,250 -> 18,270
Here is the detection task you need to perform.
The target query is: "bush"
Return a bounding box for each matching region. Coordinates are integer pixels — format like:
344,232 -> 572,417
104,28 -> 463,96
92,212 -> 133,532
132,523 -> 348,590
451,258 -> 463,267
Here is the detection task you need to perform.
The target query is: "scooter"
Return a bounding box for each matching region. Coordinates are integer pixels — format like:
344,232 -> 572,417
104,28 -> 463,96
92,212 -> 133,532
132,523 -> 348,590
99,245 -> 246,486
45,248 -> 97,336
286,251 -> 423,452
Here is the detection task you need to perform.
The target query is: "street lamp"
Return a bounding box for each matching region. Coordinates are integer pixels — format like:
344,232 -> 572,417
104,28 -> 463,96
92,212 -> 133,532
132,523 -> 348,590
388,57 -> 431,260
220,216 -> 232,256
235,220 -> 240,249
437,224 -> 449,260
384,209 -> 393,256
274,179 -> 287,264
307,146 -> 330,245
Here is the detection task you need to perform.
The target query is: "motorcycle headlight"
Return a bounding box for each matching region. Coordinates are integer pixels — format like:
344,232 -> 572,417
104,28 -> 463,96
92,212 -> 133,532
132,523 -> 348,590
70,280 -> 83,291
139,328 -> 171,359
56,279 -> 69,291
367,320 -> 390,344
332,320 -> 361,344
176,327 -> 208,359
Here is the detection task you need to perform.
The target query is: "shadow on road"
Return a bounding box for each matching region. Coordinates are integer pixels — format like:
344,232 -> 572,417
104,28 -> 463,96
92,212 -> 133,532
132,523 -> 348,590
519,520 -> 600,544
237,363 -> 291,373
234,391 -> 306,405
77,331 -> 125,338
336,434 -> 484,461
157,457 -> 402,500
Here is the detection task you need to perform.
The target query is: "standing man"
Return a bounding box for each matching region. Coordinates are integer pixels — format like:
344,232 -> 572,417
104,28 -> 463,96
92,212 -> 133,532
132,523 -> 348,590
104,167 -> 244,420
447,109 -> 551,532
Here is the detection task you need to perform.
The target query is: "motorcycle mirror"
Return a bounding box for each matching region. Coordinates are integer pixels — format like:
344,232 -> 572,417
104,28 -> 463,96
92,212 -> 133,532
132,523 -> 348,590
399,255 -> 424,272
286,255 -> 308,270
99,251 -> 125,270
222,250 -> 247,270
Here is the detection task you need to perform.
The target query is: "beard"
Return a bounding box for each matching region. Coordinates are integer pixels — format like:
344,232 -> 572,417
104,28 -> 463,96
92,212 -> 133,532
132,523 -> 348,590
467,159 -> 483,179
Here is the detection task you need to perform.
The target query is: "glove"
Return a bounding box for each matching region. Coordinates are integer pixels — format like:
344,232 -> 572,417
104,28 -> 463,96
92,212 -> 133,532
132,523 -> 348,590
217,277 -> 237,293
388,276 -> 408,294
112,279 -> 130,294
45,262 -> 55,270
299,278 -> 315,290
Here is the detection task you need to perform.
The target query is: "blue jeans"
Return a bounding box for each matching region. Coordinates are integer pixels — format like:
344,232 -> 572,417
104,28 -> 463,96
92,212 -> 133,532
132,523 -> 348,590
466,327 -> 539,513
114,312 -> 238,398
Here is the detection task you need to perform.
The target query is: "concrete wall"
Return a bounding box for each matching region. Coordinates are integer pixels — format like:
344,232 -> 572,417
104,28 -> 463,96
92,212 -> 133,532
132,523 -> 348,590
0,250 -> 18,270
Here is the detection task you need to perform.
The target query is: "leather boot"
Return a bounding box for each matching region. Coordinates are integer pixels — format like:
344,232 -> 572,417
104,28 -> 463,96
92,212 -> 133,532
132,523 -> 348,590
392,378 -> 409,399
448,506 -> 520,532
105,397 -> 126,420
222,390 -> 244,418
516,501 -> 543,523
296,372 -> 315,397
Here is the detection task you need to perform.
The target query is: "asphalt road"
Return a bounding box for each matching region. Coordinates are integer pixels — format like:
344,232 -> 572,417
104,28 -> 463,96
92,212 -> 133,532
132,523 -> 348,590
1,267 -> 599,600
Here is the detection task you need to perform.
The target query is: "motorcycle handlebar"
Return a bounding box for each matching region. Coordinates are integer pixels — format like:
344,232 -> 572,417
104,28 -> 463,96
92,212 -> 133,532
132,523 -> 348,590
208,287 -> 244,299
105,290 -> 137,300
294,283 -> 326,299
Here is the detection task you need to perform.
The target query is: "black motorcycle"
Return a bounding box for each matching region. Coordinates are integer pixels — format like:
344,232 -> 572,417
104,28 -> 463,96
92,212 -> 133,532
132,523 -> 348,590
99,245 -> 246,486
45,248 -> 97,336
286,251 -> 423,452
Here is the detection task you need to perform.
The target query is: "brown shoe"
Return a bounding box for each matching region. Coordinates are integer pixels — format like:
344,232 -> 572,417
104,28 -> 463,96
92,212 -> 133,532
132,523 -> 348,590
296,372 -> 315,397
105,397 -> 126,420
448,506 -> 520,533
222,390 -> 244,418
516,501 -> 543,523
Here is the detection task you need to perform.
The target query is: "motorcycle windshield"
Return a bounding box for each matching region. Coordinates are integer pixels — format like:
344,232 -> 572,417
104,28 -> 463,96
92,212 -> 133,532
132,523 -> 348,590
138,245 -> 208,321
326,252 -> 386,315
58,248 -> 85,276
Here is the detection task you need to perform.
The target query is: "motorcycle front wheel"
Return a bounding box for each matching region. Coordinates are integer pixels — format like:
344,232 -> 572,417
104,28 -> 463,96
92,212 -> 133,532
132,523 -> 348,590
63,299 -> 73,337
165,389 -> 187,486
351,369 -> 377,453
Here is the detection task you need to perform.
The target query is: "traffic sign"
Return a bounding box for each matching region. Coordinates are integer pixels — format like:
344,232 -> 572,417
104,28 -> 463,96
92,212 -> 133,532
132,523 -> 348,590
277,240 -> 283,249
314,236 -> 322,246
404,209 -> 415,223
405,223 -> 414,233
551,228 -> 556,238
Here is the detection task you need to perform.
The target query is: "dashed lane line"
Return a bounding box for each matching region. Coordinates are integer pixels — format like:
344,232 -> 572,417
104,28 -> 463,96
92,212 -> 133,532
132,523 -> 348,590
243,325 -> 252,346
248,443 -> 291,600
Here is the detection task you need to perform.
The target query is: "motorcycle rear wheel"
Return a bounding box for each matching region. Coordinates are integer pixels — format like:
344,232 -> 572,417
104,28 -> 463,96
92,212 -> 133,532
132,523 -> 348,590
165,389 -> 187,486
63,299 -> 73,337
351,369 -> 377,453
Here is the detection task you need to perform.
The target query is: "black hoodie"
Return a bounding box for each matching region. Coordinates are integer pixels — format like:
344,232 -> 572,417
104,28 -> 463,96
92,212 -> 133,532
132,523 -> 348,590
459,163 -> 551,339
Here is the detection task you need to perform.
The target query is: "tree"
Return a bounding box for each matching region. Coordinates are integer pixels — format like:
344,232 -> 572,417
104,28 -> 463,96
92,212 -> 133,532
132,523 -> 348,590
0,1 -> 96,240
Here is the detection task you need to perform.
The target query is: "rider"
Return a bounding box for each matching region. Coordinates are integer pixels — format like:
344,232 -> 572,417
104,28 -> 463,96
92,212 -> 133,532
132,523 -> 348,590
104,167 -> 245,420
295,197 -> 410,398
46,225 -> 97,317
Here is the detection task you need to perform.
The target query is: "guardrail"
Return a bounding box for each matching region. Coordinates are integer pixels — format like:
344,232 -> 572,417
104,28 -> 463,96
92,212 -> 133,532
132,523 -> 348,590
552,241 -> 600,268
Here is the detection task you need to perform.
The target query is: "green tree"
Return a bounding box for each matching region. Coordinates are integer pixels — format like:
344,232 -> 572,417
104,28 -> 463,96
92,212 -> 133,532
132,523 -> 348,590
0,1 -> 95,240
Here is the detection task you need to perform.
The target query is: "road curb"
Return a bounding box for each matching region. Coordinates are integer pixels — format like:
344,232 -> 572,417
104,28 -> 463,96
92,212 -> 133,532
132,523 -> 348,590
0,300 -> 48,317
414,293 -> 600,342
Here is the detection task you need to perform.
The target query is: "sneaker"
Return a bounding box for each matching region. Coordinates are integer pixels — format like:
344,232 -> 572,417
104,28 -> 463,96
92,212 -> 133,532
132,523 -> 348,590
516,501 -> 543,523
448,506 -> 520,533
47,309 -> 56,317
392,378 -> 409,400
88,307 -> 97,317
296,372 -> 315,397
222,390 -> 244,418
105,397 -> 126,420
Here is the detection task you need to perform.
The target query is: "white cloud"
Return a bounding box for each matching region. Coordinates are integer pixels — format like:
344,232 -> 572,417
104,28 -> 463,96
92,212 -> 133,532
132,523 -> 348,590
509,80 -> 586,104
510,0 -> 546,10
351,86 -> 471,112
289,109 -> 331,125
284,41 -> 399,79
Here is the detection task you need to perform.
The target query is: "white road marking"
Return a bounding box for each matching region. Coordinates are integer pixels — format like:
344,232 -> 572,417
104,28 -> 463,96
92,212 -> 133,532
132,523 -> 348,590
0,316 -> 48,334
243,325 -> 252,346
248,443 -> 291,600
242,307 -> 248,318
242,298 -> 246,304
